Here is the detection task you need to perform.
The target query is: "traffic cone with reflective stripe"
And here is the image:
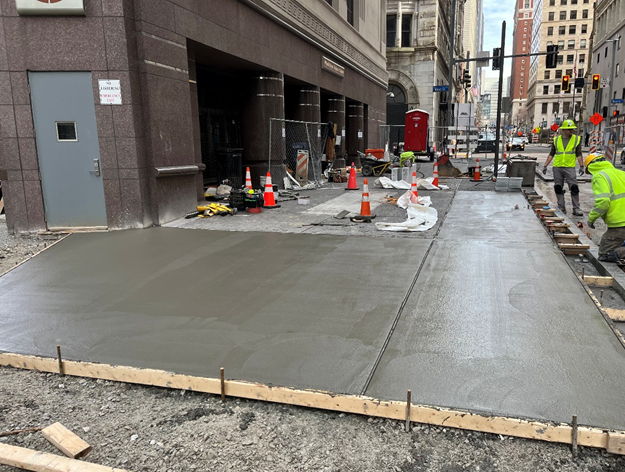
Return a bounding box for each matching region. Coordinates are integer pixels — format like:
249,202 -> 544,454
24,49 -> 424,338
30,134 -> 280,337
345,162 -> 359,190
262,172 -> 280,209
432,161 -> 440,188
350,178 -> 375,222
410,171 -> 420,204
472,158 -> 481,182
245,167 -> 253,189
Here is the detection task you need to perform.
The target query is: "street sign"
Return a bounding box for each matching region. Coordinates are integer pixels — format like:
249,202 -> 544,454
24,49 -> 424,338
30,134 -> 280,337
601,78 -> 609,88
433,85 -> 449,92
589,113 -> 603,125
551,123 -> 559,132
612,99 -> 624,104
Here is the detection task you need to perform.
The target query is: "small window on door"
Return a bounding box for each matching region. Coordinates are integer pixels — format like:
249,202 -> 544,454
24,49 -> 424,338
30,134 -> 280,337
56,122 -> 77,141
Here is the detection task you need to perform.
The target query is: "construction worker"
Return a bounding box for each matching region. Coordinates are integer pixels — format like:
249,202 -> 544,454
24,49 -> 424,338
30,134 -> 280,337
541,119 -> 584,216
585,153 -> 625,262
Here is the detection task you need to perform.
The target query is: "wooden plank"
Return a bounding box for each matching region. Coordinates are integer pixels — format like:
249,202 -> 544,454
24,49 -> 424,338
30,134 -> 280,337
583,275 -> 614,288
607,432 -> 625,454
0,352 -> 618,452
537,209 -> 557,215
0,444 -> 127,472
558,243 -> 590,250
544,217 -> 565,222
553,233 -> 579,239
41,422 -> 91,459
531,201 -> 549,208
605,308 -> 625,322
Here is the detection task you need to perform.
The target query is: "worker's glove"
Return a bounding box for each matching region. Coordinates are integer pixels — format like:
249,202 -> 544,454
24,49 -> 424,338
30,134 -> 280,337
542,166 -> 547,175
587,220 -> 596,229
578,167 -> 584,177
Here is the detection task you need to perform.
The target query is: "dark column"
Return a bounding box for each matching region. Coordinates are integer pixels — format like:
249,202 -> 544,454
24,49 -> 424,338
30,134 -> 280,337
327,96 -> 345,159
347,101 -> 364,164
242,71 -> 285,186
295,86 -> 320,122
188,51 -> 204,199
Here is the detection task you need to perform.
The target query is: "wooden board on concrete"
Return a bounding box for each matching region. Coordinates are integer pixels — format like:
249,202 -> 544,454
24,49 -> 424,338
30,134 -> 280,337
583,276 -> 614,288
41,422 -> 91,459
607,432 -> 625,454
0,443 -> 126,472
605,308 -> 625,322
0,352 -> 621,454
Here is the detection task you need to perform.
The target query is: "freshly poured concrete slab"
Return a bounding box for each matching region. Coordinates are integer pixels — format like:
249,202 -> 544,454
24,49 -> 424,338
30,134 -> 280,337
438,191 -> 550,243
305,190 -> 385,215
0,228 -> 431,395
366,194 -> 625,430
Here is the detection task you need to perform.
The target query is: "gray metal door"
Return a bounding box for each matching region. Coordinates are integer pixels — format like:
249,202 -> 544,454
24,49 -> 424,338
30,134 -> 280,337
29,72 -> 107,228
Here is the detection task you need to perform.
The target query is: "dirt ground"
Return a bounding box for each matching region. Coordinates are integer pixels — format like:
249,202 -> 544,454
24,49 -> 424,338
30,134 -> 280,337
2,210 -> 625,471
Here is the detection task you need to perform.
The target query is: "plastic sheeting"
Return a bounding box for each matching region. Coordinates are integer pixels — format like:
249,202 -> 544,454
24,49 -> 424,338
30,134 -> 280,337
376,176 -> 449,191
375,203 -> 438,232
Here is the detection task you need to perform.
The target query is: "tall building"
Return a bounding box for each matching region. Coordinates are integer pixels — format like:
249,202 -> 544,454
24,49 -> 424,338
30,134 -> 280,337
386,0 -> 465,144
510,0 -> 535,128
480,76 -> 511,126
462,0 -> 485,100
526,0 -> 595,128
0,0 -> 387,233
585,0 -> 625,139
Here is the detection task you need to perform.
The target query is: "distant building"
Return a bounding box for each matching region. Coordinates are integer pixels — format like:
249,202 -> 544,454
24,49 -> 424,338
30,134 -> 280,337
462,0 -> 485,101
510,0 -> 534,128
386,0 -> 465,145
526,0 -> 595,128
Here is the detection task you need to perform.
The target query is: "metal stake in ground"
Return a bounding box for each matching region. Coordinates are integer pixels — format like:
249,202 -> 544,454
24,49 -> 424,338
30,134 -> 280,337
572,415 -> 579,458
56,345 -> 64,376
220,367 -> 225,401
405,390 -> 412,432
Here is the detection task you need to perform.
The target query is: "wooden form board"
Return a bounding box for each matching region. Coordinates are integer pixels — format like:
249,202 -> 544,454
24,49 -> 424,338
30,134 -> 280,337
605,308 -> 625,322
583,275 -> 614,288
0,443 -> 127,472
41,422 -> 91,459
0,352 -> 621,453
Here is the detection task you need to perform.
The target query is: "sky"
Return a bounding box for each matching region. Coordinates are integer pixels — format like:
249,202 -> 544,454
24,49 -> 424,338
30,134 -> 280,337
482,0 -> 516,79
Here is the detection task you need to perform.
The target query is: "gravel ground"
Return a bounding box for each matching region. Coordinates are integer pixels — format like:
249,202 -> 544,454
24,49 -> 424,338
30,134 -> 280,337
2,208 -> 625,471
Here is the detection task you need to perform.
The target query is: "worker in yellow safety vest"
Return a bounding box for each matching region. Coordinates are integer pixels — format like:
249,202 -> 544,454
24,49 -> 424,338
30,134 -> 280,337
585,153 -> 625,262
542,120 -> 584,216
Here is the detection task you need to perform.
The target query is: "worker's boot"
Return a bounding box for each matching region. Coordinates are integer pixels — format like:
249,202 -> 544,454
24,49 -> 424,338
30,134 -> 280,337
571,184 -> 583,216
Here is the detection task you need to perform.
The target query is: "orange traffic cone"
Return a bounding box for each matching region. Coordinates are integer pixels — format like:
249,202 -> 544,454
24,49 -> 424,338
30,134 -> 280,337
350,178 -> 376,222
472,158 -> 481,181
263,172 -> 280,209
245,167 -> 253,189
410,171 -> 419,204
345,162 -> 359,190
432,161 -> 440,188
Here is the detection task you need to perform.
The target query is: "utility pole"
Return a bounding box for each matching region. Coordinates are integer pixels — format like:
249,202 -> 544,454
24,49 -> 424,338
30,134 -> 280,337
447,0 -> 457,130
494,21 -> 506,178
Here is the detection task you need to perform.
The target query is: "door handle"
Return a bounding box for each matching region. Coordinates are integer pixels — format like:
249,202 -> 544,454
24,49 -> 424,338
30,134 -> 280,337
89,158 -> 101,177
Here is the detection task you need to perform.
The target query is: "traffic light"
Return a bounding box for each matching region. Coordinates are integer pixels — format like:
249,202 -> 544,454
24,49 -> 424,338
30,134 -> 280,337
614,110 -> 620,117
592,74 -> 601,90
574,77 -> 585,90
546,45 -> 559,69
492,48 -> 501,70
462,70 -> 471,88
602,106 -> 608,118
562,75 -> 570,92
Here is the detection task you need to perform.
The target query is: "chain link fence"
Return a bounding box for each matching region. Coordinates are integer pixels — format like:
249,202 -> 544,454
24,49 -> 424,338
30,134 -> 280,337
268,118 -> 329,188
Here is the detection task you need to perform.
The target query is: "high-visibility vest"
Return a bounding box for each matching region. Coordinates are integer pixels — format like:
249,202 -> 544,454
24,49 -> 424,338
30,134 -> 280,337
553,135 -> 580,167
588,160 -> 625,228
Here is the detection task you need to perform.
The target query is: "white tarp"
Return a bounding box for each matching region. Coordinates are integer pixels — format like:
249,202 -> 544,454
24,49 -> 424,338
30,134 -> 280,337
375,204 -> 438,232
376,176 -> 449,191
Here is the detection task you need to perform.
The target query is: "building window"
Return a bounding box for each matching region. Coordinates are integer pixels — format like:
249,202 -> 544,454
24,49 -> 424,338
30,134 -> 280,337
581,24 -> 587,34
566,68 -> 573,76
583,0 -> 588,3
568,40 -> 575,49
605,46 -> 608,57
570,10 -> 577,19
542,103 -> 549,113
555,85 -> 561,94
548,12 -> 555,20
597,53 -> 600,63
553,102 -> 560,114
571,0 -> 577,3
579,53 -> 585,63
550,0 -> 555,5
524,0 -> 530,6
401,14 -> 412,47
347,0 -> 355,26
558,40 -> 565,49
569,25 -> 576,34
578,68 -> 584,77
559,26 -> 566,35
564,102 -> 570,113
582,9 -> 588,18
548,26 -> 554,36
543,85 -> 550,94
386,14 -> 396,46
547,41 -> 553,46
556,70 -> 563,78
557,55 -> 564,64
618,64 -> 621,77
567,54 -> 574,63
544,70 -> 551,79
559,11 -> 566,20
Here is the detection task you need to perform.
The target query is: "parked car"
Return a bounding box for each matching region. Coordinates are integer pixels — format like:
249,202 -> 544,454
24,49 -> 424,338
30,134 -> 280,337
474,138 -> 498,153
507,137 -> 526,151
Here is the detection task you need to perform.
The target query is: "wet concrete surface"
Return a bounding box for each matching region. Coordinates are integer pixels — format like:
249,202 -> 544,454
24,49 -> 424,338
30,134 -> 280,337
3,187 -> 625,430
0,228 -> 431,395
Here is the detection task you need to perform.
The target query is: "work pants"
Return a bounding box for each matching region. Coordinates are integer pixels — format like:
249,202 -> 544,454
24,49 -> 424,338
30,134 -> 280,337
599,226 -> 625,261
552,167 -> 580,212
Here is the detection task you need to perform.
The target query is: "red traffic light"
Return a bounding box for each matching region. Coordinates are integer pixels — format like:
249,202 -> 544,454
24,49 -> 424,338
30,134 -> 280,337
614,110 -> 620,117
562,75 -> 570,92
592,74 -> 601,90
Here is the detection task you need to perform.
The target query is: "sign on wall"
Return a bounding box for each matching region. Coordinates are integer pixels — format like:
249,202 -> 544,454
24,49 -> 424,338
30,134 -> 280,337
98,80 -> 122,105
16,0 -> 85,16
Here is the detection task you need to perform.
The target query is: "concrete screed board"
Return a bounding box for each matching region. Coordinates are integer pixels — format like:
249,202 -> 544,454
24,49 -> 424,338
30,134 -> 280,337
1,191 -> 625,430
